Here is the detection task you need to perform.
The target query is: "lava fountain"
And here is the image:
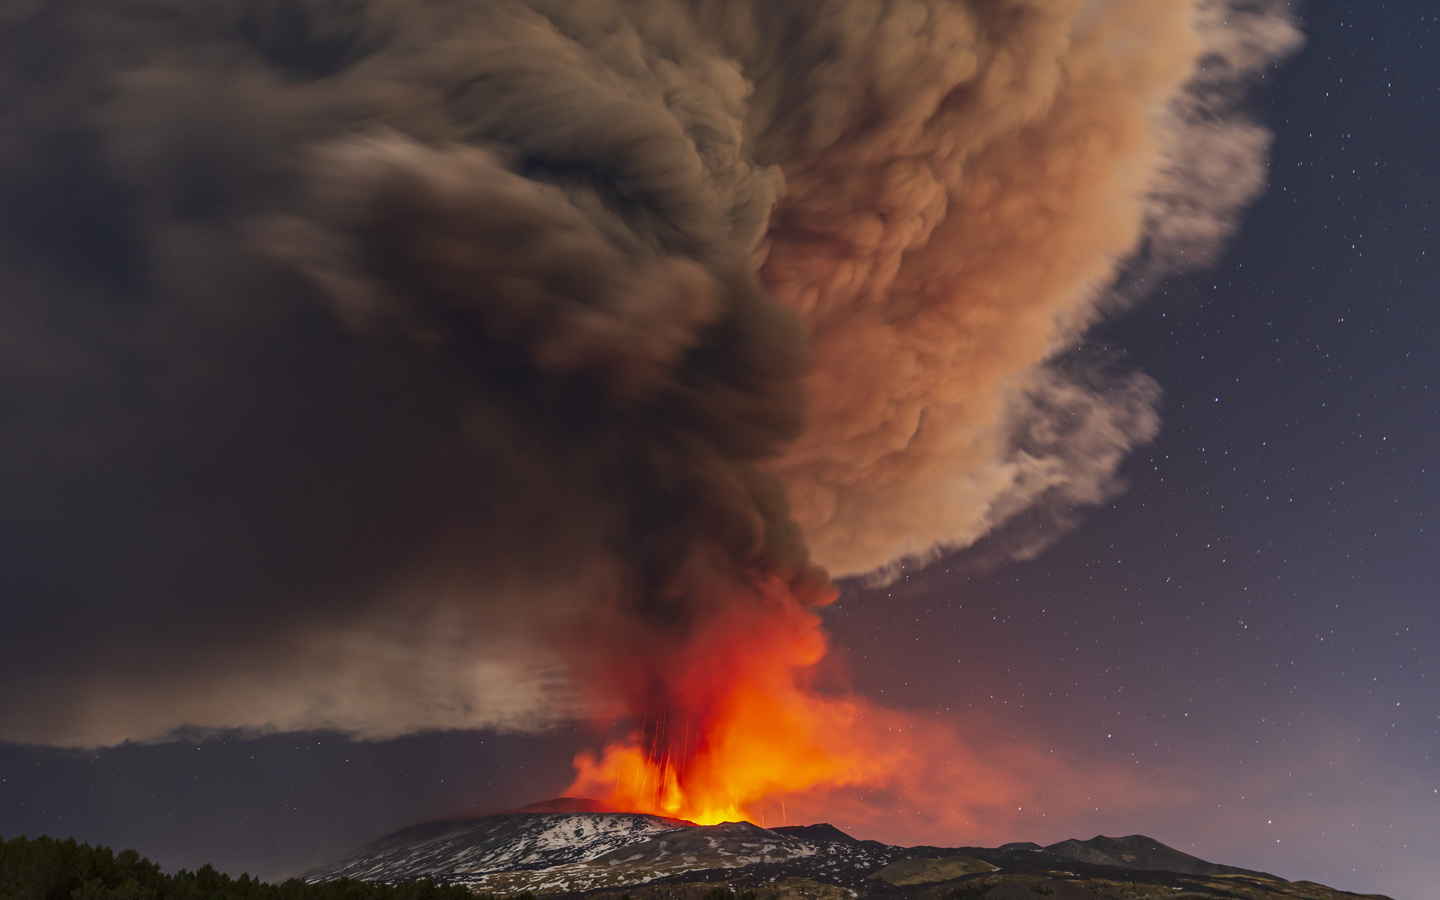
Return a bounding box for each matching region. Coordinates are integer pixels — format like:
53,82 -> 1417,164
567,572 -> 911,825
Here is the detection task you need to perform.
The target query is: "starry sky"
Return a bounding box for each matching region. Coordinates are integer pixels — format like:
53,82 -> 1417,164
1,3 -> 1436,900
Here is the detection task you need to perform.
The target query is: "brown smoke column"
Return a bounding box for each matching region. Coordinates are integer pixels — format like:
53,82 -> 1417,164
0,0 -> 1298,750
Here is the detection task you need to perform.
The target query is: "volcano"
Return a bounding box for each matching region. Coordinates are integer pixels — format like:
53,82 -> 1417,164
300,804 -> 1391,900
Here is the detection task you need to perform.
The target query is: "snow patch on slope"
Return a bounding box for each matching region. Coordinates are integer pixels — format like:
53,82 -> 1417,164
304,812 -> 689,884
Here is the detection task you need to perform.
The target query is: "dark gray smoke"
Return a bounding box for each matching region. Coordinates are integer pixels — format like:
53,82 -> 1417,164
0,0 -> 1298,746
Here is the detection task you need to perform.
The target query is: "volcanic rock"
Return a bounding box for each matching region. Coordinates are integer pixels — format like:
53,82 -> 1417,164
867,855 -> 996,885
301,808 -> 1393,900
306,810 -> 689,884
1043,834 -> 1260,877
771,824 -> 862,845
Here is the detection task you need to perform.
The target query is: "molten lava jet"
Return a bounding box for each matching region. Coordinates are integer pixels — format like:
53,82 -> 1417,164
567,574 -> 910,825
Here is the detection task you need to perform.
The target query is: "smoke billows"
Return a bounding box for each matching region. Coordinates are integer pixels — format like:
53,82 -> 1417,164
0,0 -> 1298,800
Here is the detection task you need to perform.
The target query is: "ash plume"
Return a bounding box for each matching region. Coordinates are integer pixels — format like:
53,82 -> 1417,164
0,0 -> 1298,748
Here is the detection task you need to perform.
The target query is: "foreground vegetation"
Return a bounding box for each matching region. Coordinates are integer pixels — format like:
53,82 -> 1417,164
0,835 -> 477,900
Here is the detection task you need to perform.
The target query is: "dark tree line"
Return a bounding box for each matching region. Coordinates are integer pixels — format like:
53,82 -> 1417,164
0,835 -> 481,900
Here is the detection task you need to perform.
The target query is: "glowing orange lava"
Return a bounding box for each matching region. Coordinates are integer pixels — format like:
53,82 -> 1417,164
566,571 -> 1189,843
566,575 -> 910,825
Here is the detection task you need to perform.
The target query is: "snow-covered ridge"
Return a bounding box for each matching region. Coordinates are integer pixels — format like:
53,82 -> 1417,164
301,811 -> 1289,899
303,811 -> 911,892
303,811 -> 689,884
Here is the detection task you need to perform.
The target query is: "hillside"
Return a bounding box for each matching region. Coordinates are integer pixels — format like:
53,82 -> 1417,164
302,809 -> 1395,900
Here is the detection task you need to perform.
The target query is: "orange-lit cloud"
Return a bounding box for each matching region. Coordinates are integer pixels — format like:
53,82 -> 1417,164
0,0 -> 1298,794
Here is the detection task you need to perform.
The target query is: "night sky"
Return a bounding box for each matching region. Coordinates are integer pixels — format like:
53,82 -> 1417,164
2,3 -> 1437,900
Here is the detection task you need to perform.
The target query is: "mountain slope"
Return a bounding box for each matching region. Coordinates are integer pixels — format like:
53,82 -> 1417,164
305,811 -> 689,884
1044,834 -> 1264,877
302,810 -> 1393,900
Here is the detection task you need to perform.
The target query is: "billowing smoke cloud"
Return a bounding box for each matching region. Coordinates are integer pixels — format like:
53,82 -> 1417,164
751,0 -> 1301,577
0,0 -> 1298,748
